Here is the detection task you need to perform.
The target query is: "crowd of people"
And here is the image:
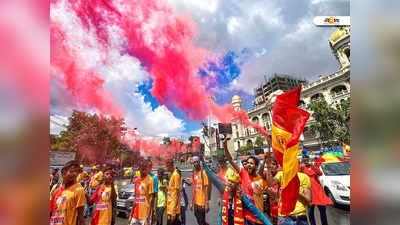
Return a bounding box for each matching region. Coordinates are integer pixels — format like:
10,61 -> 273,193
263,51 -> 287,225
49,139 -> 335,225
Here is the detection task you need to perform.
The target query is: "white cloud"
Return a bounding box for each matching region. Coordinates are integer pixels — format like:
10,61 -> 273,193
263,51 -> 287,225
227,17 -> 240,34
284,18 -> 315,42
124,93 -> 185,137
182,0 -> 218,13
51,0 -> 186,138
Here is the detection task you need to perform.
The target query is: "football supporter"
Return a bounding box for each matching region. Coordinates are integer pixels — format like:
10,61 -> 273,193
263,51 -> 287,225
223,139 -> 267,225
263,156 -> 280,225
50,160 -> 85,225
129,160 -> 154,225
189,156 -> 209,225
267,167 -> 312,225
166,159 -> 182,225
156,168 -> 168,225
87,165 -> 117,225
302,158 -> 333,225
147,159 -> 158,224
199,150 -> 272,225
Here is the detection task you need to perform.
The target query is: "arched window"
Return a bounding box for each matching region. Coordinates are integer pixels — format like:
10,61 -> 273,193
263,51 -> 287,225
331,85 -> 347,94
311,93 -> 324,102
237,141 -> 241,148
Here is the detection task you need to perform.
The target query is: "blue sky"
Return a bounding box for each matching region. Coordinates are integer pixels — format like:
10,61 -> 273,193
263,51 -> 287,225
136,50 -> 255,135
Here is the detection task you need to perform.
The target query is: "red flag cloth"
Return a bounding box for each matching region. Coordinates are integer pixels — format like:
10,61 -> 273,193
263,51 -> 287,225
272,86 -> 310,216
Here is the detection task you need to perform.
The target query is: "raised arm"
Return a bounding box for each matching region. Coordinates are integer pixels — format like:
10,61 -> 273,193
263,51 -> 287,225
223,139 -> 240,173
199,146 -> 225,193
201,159 -> 225,193
259,150 -> 271,179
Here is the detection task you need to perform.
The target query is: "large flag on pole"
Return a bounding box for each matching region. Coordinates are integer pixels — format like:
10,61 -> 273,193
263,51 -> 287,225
271,86 -> 310,216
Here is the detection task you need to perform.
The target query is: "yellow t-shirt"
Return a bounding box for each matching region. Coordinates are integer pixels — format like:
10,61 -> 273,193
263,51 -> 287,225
167,170 -> 181,215
133,175 -> 154,220
50,183 -> 85,225
275,171 -> 311,216
190,170 -> 209,206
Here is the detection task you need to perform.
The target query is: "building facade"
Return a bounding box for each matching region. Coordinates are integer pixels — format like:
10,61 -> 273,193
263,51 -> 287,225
254,74 -> 307,106
231,26 -> 350,152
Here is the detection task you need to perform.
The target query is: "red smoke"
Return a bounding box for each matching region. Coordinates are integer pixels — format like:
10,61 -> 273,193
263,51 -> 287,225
50,22 -> 123,117
51,0 -> 270,160
122,129 -> 190,161
192,137 -> 201,152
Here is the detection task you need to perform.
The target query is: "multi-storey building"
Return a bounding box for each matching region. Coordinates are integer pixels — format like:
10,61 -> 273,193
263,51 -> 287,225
253,74 -> 307,106
231,26 -> 350,152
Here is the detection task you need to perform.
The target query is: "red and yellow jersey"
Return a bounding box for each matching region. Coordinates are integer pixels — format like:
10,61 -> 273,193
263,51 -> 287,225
218,167 -> 235,183
166,170 -> 181,215
90,185 -> 117,225
239,169 -> 267,223
190,170 -> 209,206
133,175 -> 154,220
50,183 -> 85,225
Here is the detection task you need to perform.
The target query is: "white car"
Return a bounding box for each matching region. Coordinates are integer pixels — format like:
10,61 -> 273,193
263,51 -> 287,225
318,161 -> 350,205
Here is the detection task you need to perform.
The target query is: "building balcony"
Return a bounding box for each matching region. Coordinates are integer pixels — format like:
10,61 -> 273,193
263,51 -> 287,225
331,89 -> 350,100
302,66 -> 350,91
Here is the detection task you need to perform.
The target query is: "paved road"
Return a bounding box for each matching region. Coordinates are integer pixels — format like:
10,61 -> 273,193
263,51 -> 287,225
87,171 -> 350,225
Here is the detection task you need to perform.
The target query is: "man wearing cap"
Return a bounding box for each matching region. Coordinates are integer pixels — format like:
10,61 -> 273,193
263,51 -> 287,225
189,156 -> 209,225
199,147 -> 272,225
50,160 -> 85,225
221,172 -> 244,225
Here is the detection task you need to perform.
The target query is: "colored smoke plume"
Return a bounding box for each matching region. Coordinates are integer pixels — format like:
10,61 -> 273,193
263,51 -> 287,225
51,0 -> 270,161
50,22 -> 123,117
192,137 -> 201,152
122,129 -> 191,161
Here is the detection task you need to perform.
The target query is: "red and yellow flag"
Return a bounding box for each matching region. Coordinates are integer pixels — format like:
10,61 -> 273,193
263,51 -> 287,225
271,86 -> 310,216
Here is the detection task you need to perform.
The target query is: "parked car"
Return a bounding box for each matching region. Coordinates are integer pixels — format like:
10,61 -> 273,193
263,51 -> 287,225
116,184 -> 135,217
318,161 -> 350,205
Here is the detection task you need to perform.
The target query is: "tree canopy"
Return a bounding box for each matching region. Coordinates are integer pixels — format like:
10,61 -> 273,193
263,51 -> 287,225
306,98 -> 350,148
50,110 -> 128,164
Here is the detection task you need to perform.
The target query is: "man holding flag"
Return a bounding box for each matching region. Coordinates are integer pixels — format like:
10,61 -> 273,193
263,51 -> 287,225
265,86 -> 312,224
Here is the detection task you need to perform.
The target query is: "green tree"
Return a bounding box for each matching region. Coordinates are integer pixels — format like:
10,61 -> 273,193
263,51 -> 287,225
162,137 -> 172,146
255,136 -> 264,148
50,110 -> 126,164
307,98 -> 350,148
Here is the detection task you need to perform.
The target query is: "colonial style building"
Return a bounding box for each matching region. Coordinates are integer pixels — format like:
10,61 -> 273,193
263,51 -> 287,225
231,26 -> 350,152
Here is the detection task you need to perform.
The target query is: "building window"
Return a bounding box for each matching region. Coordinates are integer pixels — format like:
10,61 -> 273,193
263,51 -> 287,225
344,48 -> 350,61
236,132 -> 239,138
238,141 -> 240,148
311,93 -> 324,102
